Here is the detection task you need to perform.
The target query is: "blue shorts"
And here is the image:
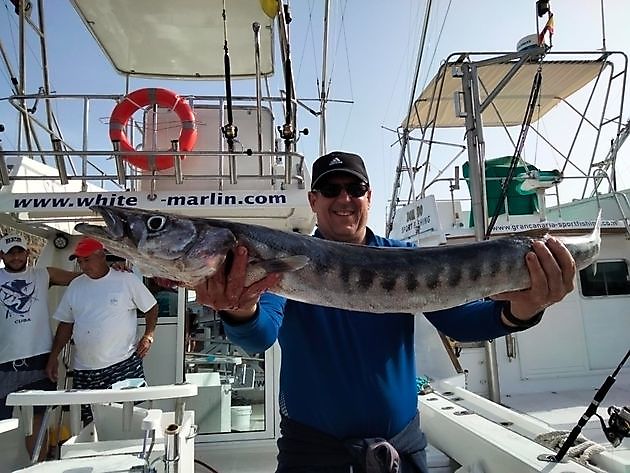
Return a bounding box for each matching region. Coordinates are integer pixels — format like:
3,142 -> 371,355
0,353 -> 57,420
72,353 -> 145,423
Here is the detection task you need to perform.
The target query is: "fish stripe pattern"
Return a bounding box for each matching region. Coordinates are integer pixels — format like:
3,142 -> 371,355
75,206 -> 602,315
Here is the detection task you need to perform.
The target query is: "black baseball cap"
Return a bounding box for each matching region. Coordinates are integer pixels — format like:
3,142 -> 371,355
311,151 -> 370,190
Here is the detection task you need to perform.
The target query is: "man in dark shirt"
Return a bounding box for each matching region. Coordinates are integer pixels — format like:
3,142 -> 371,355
195,151 -> 576,472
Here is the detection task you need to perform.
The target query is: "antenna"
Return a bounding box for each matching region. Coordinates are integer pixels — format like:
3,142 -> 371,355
599,0 -> 607,51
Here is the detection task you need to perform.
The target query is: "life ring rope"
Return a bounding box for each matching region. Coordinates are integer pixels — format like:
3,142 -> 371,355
109,88 -> 197,172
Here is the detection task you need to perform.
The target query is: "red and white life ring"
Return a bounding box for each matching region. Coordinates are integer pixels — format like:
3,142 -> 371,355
109,88 -> 197,171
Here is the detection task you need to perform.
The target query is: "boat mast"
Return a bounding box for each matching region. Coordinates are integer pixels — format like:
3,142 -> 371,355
319,0 -> 331,156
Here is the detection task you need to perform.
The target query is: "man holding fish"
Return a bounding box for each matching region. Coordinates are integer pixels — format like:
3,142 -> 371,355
194,151 -> 578,473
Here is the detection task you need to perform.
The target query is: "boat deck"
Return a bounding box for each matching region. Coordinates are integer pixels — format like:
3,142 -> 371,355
503,379 -> 630,446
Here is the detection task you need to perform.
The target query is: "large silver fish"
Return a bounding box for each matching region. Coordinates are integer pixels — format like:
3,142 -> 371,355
75,206 -> 601,314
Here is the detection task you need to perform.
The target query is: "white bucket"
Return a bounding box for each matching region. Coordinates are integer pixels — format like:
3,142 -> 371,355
230,405 -> 252,431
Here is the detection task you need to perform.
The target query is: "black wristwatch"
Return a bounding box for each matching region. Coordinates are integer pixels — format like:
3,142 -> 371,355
501,301 -> 544,331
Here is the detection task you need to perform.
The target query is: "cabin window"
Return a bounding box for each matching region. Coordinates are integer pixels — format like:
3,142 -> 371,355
181,288 -> 272,438
579,260 -> 630,297
135,281 -> 275,440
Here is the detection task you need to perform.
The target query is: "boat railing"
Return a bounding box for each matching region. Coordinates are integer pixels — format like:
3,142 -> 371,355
591,168 -> 630,237
0,91 -> 310,191
401,171 -> 630,238
6,383 -> 198,469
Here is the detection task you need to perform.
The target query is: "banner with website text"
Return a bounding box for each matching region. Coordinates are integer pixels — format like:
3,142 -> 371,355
0,189 -> 309,217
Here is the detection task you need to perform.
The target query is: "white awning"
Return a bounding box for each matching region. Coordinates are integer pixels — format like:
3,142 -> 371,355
403,59 -> 607,129
71,0 -> 275,79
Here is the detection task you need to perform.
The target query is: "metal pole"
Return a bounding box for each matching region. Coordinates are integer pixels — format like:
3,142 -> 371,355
163,423 -> 181,473
461,64 -> 486,240
18,0 -> 33,153
599,0 -> 607,51
319,0 -> 331,156
37,0 -> 56,151
82,97 -> 89,190
52,138 -> 68,184
253,22 -> 264,176
0,132 -> 11,185
172,139 -> 183,185
461,62 -> 501,402
30,406 -> 52,464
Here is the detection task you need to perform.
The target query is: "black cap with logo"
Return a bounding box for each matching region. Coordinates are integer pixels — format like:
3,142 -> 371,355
311,151 -> 370,190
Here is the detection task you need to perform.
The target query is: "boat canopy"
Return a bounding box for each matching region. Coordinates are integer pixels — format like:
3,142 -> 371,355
71,0 -> 274,79
403,58 -> 606,129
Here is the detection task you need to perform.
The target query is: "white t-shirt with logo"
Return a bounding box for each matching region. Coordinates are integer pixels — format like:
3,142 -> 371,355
0,267 -> 53,364
53,270 -> 157,370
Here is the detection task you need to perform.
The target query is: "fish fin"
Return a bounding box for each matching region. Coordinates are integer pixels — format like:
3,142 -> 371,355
585,211 -> 602,277
592,209 -> 602,240
252,255 -> 309,273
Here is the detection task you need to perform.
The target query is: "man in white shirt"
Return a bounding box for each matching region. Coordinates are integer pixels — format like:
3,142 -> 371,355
46,237 -> 158,423
0,233 -> 80,459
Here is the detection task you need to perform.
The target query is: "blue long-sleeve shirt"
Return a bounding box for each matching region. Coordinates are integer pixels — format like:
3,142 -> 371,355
223,228 -> 515,439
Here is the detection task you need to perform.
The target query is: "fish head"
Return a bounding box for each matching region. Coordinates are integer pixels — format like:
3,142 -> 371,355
75,206 -> 237,286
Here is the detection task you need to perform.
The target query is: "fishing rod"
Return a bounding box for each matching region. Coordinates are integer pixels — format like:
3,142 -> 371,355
484,68 -> 542,238
551,348 -> 629,462
220,0 -> 238,154
276,1 -> 296,150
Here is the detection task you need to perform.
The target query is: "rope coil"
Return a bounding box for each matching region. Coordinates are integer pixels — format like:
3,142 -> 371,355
535,430 -> 606,470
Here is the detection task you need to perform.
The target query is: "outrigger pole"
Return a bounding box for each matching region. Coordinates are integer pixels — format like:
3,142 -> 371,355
386,0 -> 433,237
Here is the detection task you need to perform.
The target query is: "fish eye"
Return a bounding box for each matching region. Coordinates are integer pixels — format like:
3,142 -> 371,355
146,216 -> 167,232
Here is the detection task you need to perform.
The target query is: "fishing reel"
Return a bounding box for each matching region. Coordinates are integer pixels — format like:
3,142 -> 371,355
221,123 -> 238,141
596,405 -> 630,448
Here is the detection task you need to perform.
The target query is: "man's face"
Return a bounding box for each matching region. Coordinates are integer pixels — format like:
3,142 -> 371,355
76,251 -> 109,278
1,247 -> 28,272
308,173 -> 372,244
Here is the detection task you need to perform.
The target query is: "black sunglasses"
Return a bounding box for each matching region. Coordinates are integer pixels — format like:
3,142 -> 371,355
313,182 -> 369,198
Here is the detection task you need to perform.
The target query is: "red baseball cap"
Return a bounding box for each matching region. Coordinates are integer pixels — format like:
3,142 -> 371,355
69,237 -> 105,260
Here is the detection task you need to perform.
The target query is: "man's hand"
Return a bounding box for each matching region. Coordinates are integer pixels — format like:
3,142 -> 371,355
194,246 -> 281,321
45,357 -> 59,382
136,335 -> 153,358
110,261 -> 132,272
492,237 -> 577,323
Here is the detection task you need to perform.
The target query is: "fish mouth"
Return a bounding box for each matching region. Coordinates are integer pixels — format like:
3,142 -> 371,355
95,206 -> 126,239
74,206 -> 127,242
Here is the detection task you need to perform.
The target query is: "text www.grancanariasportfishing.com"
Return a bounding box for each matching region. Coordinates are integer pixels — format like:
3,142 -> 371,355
12,191 -> 289,209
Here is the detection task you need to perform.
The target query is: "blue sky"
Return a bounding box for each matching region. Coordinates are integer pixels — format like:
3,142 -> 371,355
1,0 -> 628,233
